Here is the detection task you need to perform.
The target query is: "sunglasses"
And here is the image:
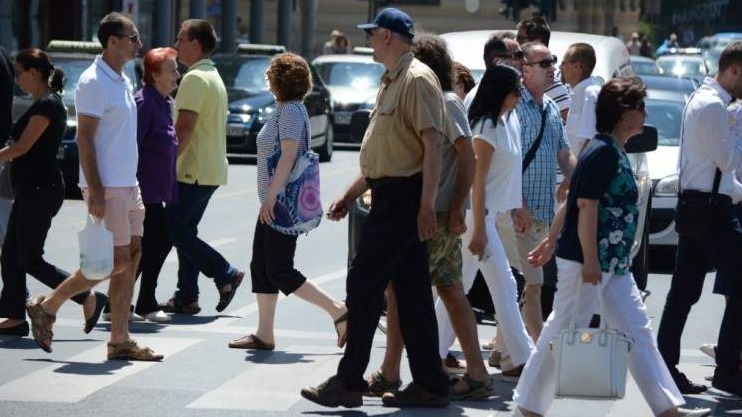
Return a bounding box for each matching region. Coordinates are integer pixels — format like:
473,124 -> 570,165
492,50 -> 525,61
116,33 -> 140,43
524,55 -> 557,69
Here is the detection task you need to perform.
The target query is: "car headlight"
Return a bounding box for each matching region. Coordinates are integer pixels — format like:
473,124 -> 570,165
654,174 -> 679,197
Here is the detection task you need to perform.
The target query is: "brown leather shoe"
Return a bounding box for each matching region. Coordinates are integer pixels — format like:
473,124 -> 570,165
381,382 -> 450,408
301,375 -> 362,408
160,297 -> 201,315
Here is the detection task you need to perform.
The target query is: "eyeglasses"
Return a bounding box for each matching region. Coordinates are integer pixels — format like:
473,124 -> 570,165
116,33 -> 140,43
524,55 -> 557,69
492,50 -> 525,61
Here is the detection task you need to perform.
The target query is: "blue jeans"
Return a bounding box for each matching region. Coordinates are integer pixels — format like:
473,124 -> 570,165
170,181 -> 236,301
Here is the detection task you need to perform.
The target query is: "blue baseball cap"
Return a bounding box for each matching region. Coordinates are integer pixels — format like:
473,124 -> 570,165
357,8 -> 414,40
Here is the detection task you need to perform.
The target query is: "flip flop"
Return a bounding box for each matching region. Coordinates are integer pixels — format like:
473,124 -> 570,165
228,334 -> 275,350
84,292 -> 108,334
334,311 -> 348,348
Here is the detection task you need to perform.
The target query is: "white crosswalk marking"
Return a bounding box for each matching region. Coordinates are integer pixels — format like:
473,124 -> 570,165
164,237 -> 238,263
0,337 -> 200,403
186,345 -> 342,411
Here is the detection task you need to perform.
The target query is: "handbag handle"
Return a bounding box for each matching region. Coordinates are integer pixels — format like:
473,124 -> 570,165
567,278 -> 607,333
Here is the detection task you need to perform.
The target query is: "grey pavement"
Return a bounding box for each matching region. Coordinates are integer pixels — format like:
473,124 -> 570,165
0,151 -> 739,417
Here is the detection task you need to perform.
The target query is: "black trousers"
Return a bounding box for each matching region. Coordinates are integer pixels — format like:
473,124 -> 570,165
0,181 -> 86,319
337,175 -> 449,396
657,197 -> 742,377
250,220 -> 306,295
135,203 -> 173,315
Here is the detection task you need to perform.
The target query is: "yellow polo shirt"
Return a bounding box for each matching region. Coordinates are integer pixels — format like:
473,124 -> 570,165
359,52 -> 445,179
175,59 -> 228,185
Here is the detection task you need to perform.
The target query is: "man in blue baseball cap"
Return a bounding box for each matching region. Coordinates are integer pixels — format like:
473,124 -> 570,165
301,6 -> 450,409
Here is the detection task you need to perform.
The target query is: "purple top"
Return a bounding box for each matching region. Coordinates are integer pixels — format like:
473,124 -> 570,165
135,85 -> 178,204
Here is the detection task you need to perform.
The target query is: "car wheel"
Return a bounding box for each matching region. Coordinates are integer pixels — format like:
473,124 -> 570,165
631,218 -> 650,292
318,122 -> 333,162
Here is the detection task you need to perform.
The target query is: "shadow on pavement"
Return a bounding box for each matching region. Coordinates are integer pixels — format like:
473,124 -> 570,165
5,337 -> 99,350
244,350 -> 314,364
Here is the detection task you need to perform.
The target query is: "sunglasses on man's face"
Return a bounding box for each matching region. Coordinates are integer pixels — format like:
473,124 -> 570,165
524,55 -> 557,69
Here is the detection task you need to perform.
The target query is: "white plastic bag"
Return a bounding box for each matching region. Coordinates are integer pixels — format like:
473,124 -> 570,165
78,215 -> 114,280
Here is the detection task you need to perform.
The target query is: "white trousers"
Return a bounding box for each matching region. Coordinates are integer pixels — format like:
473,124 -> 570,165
513,258 -> 684,416
435,211 -> 534,365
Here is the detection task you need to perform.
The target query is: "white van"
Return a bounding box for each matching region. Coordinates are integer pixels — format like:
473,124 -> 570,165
441,30 -> 653,284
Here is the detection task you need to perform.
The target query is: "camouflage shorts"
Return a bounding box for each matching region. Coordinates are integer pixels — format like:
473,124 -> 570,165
428,212 -> 462,286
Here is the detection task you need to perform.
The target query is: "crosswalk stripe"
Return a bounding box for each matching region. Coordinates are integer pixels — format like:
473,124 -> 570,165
164,237 -> 239,263
186,345 -> 341,411
0,337 -> 200,403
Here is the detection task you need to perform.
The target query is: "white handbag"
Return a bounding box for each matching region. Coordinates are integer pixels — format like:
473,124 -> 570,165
550,281 -> 632,399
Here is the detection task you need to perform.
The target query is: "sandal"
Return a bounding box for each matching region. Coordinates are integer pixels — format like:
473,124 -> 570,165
216,271 -> 244,312
107,339 -> 164,361
450,373 -> 495,400
333,310 -> 348,348
228,334 -> 275,350
160,297 -> 201,315
84,292 -> 108,334
26,295 -> 55,353
364,370 -> 402,397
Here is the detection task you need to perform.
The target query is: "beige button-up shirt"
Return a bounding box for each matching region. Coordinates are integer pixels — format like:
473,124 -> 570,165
360,52 -> 444,179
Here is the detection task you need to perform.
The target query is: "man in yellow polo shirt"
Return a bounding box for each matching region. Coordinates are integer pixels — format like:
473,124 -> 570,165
301,8 -> 450,409
162,19 -> 244,315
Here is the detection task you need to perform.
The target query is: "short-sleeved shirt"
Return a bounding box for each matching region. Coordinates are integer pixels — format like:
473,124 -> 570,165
436,92 -> 471,212
9,92 -> 66,188
360,52 -> 444,179
255,101 -> 308,203
75,56 -> 138,187
471,110 -> 522,214
135,85 -> 178,204
175,59 -> 228,186
565,76 -> 601,154
545,70 -> 572,113
517,88 -> 570,223
555,134 -> 639,275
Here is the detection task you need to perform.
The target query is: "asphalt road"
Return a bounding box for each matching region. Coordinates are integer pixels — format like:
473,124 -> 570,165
0,151 -> 739,417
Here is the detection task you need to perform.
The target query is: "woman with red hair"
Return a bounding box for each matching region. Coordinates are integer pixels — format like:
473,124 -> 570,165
132,47 -> 180,322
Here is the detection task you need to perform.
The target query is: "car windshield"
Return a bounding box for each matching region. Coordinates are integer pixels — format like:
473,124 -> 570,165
213,55 -> 270,93
646,99 -> 684,146
632,61 -> 660,75
657,57 -> 706,77
314,61 -> 384,90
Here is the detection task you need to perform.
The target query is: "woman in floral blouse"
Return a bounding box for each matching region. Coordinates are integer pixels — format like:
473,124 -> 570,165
512,77 -> 710,417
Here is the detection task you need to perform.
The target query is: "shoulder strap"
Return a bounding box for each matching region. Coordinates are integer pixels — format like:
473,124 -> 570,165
275,102 -> 311,154
522,106 -> 548,173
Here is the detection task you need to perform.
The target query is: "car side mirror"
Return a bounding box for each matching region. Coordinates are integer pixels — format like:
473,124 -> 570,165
349,110 -> 371,144
625,125 -> 658,153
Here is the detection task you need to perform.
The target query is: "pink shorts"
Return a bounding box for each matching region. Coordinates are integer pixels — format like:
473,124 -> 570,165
82,187 -> 145,247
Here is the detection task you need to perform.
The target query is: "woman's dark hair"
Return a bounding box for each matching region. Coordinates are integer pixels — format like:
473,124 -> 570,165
15,48 -> 65,94
411,32 -> 454,91
182,19 -> 218,54
468,64 -> 521,127
453,61 -> 475,94
596,76 -> 646,134
97,12 -> 133,49
266,52 -> 313,102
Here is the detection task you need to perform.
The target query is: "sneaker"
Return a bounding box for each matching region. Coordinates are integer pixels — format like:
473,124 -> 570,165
142,310 -> 171,323
381,382 -> 450,408
711,371 -> 742,397
300,375 -> 362,408
443,353 -> 466,375
501,364 -> 524,383
676,407 -> 712,416
671,370 -> 707,394
699,343 -> 716,359
160,297 -> 201,315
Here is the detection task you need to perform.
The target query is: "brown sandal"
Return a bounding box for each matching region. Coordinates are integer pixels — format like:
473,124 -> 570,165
26,295 -> 55,353
228,334 -> 275,350
334,311 -> 348,348
107,339 -> 164,361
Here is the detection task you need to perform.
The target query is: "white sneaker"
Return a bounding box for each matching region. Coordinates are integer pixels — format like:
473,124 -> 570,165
677,407 -> 712,416
143,310 -> 171,323
699,343 -> 716,359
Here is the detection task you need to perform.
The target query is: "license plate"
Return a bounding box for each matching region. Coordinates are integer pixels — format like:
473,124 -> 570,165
334,112 -> 352,125
227,124 -> 245,137
56,145 -> 65,160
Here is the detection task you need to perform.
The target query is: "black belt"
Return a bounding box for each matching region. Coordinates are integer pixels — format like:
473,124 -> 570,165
366,173 -> 422,189
679,189 -> 732,205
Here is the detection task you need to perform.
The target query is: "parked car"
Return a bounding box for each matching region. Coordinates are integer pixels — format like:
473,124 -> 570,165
347,31 -> 656,289
630,56 -> 661,75
656,53 -> 709,79
215,45 -> 334,161
311,54 -> 384,143
12,40 -> 142,198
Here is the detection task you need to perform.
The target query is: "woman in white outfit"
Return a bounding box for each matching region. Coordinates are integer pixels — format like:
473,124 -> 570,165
512,77 -> 709,417
437,64 -> 535,379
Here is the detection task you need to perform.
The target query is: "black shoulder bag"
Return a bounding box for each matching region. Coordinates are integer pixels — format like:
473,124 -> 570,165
522,107 -> 548,173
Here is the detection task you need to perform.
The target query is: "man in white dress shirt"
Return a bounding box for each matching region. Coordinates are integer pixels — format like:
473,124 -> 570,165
560,43 -> 601,155
656,42 -> 742,397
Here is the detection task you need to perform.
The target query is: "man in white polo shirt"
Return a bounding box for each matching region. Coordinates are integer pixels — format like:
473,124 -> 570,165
560,43 -> 601,155
26,12 -> 163,361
